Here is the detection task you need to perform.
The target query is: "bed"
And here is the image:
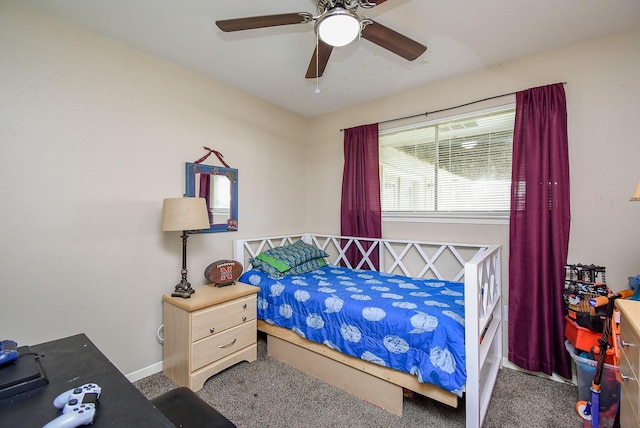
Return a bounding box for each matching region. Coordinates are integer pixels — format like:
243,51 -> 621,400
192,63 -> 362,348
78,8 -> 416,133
234,234 -> 502,428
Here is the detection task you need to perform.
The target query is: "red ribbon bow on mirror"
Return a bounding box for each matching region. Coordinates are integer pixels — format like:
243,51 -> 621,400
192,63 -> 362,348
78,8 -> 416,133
194,146 -> 230,168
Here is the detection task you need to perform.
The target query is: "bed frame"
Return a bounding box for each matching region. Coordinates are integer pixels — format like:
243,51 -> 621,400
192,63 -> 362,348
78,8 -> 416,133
234,233 -> 502,428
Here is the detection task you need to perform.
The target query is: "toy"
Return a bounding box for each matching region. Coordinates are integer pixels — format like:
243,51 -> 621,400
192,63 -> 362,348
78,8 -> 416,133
204,260 -> 243,287
628,275 -> 640,301
576,289 -> 633,427
0,340 -> 19,366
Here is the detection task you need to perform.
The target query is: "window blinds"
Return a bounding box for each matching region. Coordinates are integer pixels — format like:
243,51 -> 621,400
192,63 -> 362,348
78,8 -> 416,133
380,106 -> 515,214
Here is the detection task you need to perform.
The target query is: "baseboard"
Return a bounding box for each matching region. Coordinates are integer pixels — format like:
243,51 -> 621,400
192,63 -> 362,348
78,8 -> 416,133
126,361 -> 163,383
501,356 -> 577,385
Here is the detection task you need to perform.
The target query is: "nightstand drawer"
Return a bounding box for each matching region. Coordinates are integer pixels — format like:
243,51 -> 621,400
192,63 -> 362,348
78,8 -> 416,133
192,320 -> 256,371
621,374 -> 640,426
621,340 -> 640,426
192,295 -> 257,342
616,299 -> 640,428
620,392 -> 639,428
621,316 -> 640,379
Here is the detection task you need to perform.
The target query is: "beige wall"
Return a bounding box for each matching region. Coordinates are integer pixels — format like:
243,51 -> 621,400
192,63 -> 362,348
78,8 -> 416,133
308,27 -> 640,295
2,1 -> 639,379
0,2 -> 309,376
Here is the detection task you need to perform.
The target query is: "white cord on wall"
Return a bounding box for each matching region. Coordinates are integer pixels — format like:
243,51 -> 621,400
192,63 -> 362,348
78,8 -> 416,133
156,324 -> 164,344
315,32 -> 320,94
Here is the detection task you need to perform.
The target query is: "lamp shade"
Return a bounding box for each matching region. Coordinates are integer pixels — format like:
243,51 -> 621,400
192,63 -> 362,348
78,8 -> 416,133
316,8 -> 361,47
161,197 -> 210,231
631,179 -> 640,202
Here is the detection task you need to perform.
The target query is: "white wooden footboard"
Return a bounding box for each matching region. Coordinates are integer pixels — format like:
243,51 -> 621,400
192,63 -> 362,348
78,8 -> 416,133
464,244 -> 502,428
234,233 -> 502,427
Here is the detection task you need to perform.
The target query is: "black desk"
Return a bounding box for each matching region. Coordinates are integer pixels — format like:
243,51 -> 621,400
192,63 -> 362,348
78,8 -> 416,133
0,334 -> 174,427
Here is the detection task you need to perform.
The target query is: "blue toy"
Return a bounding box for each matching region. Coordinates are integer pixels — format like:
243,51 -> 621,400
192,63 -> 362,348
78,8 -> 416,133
0,340 -> 19,366
628,275 -> 640,301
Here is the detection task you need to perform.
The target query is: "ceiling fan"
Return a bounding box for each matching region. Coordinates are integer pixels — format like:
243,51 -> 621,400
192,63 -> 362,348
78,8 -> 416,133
215,0 -> 427,79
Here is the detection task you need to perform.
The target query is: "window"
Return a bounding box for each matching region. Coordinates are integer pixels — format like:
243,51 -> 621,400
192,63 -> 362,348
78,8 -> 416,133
379,106 -> 515,218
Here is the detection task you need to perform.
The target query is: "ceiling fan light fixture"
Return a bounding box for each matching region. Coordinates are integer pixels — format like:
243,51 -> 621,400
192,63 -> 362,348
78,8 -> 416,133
315,8 -> 361,47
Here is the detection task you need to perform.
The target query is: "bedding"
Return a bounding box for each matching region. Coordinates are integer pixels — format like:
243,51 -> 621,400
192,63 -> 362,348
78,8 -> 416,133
250,239 -> 329,278
239,265 -> 467,395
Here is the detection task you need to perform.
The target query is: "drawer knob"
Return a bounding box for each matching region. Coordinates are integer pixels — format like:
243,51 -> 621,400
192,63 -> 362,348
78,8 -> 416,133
218,339 -> 237,349
209,327 -> 215,334
243,303 -> 247,309
620,373 -> 635,382
242,316 -> 247,322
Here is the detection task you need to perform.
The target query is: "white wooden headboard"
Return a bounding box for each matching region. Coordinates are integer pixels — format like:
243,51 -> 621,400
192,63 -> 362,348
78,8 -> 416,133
234,233 -> 489,281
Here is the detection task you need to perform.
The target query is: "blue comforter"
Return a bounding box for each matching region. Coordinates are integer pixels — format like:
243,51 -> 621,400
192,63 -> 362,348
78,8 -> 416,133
239,265 -> 466,395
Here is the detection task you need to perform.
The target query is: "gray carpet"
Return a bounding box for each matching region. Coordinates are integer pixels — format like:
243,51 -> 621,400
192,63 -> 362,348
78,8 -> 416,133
135,334 -> 585,427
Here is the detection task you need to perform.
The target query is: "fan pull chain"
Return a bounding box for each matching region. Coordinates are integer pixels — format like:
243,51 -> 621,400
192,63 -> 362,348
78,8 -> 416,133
315,32 -> 320,94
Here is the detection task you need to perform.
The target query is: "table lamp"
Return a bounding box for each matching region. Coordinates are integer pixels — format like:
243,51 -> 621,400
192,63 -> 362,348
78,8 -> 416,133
162,197 -> 210,298
631,179 -> 640,202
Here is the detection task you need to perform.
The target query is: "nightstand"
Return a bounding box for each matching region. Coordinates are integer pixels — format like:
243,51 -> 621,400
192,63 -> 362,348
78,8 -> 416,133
162,282 -> 259,391
616,299 -> 640,428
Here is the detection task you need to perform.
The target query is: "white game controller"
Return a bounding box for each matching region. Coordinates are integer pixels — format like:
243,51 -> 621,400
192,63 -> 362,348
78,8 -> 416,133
43,383 -> 101,428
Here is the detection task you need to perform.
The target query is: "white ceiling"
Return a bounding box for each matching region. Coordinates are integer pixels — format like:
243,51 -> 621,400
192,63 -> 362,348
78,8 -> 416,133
13,0 -> 640,117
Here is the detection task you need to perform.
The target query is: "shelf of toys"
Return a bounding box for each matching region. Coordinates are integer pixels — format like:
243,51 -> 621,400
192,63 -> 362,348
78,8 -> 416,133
563,264 -> 617,362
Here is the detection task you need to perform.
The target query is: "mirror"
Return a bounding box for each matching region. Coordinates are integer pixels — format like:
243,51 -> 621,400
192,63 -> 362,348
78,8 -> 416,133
185,162 -> 238,233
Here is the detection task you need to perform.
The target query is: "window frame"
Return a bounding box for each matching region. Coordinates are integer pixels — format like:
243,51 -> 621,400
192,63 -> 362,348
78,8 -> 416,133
379,103 -> 515,224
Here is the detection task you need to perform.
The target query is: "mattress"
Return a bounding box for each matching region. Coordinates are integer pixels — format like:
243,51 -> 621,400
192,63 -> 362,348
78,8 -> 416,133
239,265 -> 466,395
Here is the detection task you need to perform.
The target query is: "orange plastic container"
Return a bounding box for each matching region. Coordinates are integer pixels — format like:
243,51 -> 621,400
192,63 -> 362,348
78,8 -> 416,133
564,316 -> 616,365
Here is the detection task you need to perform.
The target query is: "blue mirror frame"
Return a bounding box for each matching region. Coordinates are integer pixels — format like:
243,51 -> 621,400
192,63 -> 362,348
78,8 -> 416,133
185,162 -> 238,233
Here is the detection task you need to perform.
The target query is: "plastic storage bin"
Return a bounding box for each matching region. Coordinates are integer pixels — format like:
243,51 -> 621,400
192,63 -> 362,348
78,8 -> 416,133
565,340 -> 620,428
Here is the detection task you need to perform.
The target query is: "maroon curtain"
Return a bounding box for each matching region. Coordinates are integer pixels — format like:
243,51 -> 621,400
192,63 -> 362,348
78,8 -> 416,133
508,83 -> 571,378
341,123 -> 382,269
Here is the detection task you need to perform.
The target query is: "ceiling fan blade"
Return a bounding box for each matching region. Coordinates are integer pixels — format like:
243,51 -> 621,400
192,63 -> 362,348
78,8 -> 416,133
216,12 -> 311,32
305,40 -> 334,79
361,21 -> 426,61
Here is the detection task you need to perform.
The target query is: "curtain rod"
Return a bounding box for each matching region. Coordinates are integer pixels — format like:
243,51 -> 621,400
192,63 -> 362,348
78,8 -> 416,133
340,82 -> 567,131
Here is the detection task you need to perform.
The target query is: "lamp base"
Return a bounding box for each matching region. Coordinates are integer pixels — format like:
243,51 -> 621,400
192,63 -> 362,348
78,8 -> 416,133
171,280 -> 195,299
